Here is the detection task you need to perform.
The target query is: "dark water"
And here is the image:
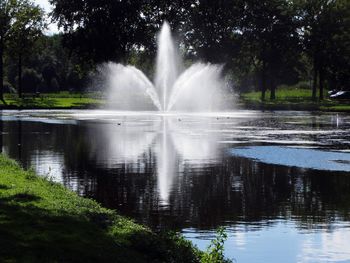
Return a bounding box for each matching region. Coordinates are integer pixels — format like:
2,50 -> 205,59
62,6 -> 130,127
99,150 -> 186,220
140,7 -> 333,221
1,110 -> 350,263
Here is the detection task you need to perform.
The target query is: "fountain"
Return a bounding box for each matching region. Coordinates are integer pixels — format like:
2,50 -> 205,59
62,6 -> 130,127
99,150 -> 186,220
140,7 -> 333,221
98,21 -> 231,111
92,21 -> 234,204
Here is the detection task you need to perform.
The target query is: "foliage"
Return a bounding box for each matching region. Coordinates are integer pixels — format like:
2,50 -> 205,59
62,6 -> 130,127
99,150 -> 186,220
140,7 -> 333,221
49,0 -> 153,63
297,0 -> 350,99
0,0 -> 46,98
201,227 -> 232,263
1,0 -> 349,104
6,0 -> 45,44
3,80 -> 15,93
21,68 -> 42,92
3,33 -> 88,93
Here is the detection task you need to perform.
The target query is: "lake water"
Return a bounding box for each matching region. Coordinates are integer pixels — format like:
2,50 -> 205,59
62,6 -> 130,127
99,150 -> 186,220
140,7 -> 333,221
1,110 -> 350,263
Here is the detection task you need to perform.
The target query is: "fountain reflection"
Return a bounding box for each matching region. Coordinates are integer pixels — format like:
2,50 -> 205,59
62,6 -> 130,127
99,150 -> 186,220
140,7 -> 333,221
86,116 -> 221,205
90,120 -> 159,167
156,119 -> 176,205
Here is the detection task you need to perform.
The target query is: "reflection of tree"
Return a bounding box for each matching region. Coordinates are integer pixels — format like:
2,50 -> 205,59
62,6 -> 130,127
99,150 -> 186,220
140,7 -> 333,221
2,120 -> 350,232
17,121 -> 22,162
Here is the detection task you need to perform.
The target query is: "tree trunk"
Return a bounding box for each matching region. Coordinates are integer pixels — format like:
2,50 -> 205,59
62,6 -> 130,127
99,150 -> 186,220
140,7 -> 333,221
270,78 -> 276,100
312,57 -> 318,100
0,35 -> 4,102
17,120 -> 22,161
329,74 -> 336,91
319,67 -> 324,100
18,51 -> 22,98
261,60 -> 266,101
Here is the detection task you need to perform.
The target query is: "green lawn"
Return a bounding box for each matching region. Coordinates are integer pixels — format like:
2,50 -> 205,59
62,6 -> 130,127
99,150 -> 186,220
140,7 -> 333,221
3,89 -> 346,112
0,92 -> 105,109
0,154 -> 202,262
241,88 -> 350,112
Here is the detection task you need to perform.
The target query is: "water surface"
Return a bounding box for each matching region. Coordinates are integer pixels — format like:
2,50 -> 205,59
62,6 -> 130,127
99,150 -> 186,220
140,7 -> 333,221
1,110 -> 350,263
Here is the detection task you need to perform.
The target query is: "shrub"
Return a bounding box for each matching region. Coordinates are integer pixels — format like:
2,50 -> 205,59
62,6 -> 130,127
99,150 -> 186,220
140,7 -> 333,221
50,77 -> 60,92
3,80 -> 16,93
278,81 -> 311,90
201,227 -> 233,263
22,68 -> 43,93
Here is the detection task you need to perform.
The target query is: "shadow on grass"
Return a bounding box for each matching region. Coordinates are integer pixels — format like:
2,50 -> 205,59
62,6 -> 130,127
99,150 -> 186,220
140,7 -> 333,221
0,184 -> 10,190
0,190 -> 200,263
1,97 -> 58,108
71,102 -> 102,108
20,97 -> 58,108
0,193 -> 136,263
1,97 -> 103,109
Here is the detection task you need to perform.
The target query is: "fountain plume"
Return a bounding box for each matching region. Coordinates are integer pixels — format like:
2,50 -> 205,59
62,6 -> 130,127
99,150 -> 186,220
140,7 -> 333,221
101,21 -> 232,112
155,21 -> 182,111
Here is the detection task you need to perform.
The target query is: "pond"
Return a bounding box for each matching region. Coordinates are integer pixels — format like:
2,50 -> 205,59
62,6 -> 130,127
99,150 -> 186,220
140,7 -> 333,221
1,110 -> 350,263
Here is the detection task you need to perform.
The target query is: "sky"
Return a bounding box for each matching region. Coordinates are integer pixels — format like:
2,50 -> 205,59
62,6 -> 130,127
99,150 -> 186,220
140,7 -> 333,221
34,0 -> 60,34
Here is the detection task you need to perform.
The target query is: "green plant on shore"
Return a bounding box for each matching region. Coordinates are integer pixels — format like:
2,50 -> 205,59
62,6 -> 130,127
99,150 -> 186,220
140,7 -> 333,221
201,227 -> 233,263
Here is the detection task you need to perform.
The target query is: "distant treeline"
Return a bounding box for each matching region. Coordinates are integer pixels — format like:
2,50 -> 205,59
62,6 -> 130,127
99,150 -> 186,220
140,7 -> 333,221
2,34 -> 87,95
1,0 -> 349,100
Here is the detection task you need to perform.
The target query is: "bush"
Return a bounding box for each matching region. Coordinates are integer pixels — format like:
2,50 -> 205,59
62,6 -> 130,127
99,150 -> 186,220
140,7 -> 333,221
67,70 -> 86,92
3,80 -> 16,93
294,81 -> 311,90
278,81 -> 311,90
201,227 -> 233,263
22,68 -> 43,93
50,77 -> 60,92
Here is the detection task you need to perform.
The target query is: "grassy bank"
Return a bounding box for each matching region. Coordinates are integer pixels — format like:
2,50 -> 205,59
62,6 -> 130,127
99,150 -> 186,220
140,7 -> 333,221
3,88 -> 346,112
0,154 -> 202,262
0,92 -> 104,109
240,88 -> 350,112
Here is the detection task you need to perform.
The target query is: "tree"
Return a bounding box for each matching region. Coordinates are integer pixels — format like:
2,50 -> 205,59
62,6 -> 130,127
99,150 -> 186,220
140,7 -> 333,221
30,34 -> 77,92
7,0 -> 46,97
49,0 -> 196,66
240,0 -> 300,100
327,0 -> 350,91
184,1 -> 242,63
299,0 -> 350,99
0,0 -> 17,102
49,0 -> 148,64
47,0 -> 348,99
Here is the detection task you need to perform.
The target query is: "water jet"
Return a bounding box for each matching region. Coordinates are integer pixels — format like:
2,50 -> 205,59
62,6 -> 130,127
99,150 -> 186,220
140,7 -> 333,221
99,22 -> 231,112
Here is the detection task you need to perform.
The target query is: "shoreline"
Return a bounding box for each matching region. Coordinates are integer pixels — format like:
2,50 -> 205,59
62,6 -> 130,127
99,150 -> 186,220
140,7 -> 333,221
0,154 -> 202,262
241,103 -> 350,112
1,105 -> 349,112
0,91 -> 349,112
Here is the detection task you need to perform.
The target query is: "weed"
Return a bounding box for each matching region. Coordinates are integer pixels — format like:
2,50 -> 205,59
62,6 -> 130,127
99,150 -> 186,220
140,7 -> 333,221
201,227 -> 233,263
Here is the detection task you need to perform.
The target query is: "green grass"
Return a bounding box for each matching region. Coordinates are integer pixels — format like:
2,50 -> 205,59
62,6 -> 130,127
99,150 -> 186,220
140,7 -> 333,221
241,87 -> 350,112
0,154 -> 202,262
241,88 -> 313,102
0,92 -> 105,109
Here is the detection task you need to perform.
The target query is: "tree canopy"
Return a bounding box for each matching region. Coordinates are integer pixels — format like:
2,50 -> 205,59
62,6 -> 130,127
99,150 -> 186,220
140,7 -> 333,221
0,0 -> 45,98
1,0 -> 349,98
